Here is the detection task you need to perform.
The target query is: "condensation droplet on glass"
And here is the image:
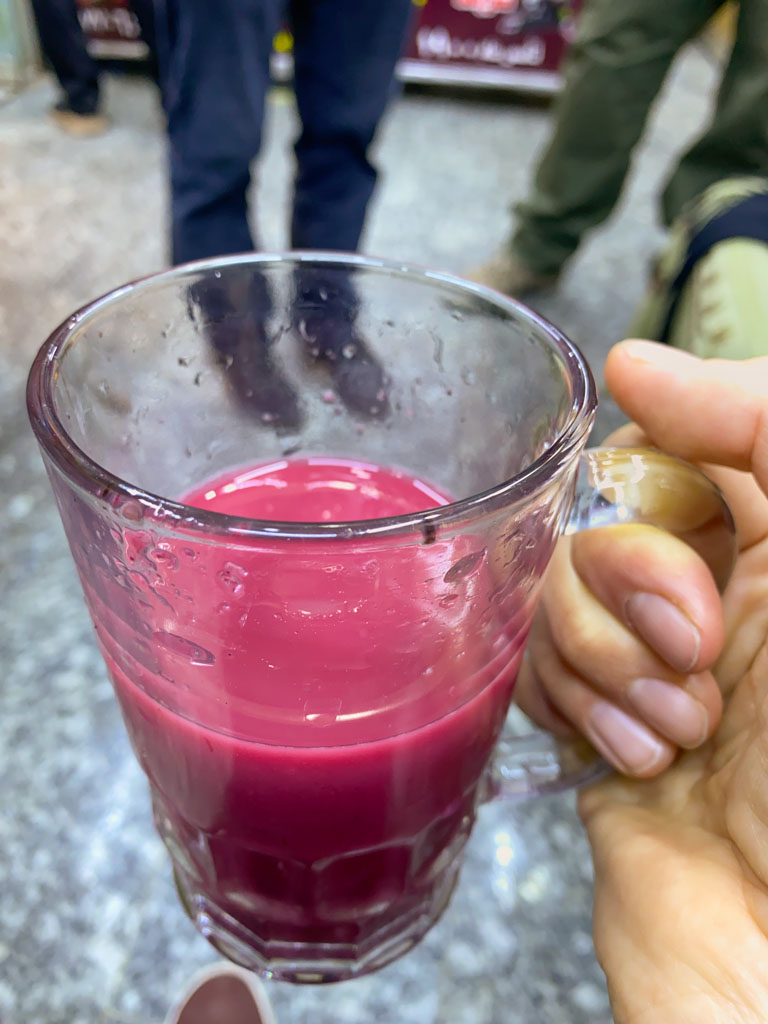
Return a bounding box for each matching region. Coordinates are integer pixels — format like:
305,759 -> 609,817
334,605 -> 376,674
439,592 -> 460,609
153,630 -> 215,665
121,499 -> 144,522
149,546 -> 179,572
303,695 -> 342,726
342,344 -> 357,359
443,548 -> 486,584
214,270 -> 222,279
217,561 -> 247,597
217,602 -> 231,615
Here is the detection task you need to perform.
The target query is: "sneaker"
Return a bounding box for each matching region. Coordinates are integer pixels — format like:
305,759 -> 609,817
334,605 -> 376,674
467,252 -> 559,298
50,99 -> 109,138
629,176 -> 768,359
164,963 -> 277,1024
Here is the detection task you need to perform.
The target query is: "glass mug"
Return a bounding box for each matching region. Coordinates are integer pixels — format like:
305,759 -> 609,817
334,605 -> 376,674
27,255 -> 736,983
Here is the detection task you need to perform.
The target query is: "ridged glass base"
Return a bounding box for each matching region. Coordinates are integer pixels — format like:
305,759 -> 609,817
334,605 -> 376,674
172,861 -> 460,983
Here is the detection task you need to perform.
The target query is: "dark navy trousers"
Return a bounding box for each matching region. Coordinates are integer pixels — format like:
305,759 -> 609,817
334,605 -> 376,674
31,0 -> 156,114
157,0 -> 413,265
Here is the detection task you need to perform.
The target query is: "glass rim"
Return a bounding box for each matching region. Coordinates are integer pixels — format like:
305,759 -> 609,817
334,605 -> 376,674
26,251 -> 597,540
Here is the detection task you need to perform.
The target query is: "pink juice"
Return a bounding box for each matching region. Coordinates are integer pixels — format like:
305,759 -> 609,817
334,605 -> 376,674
95,458 -> 531,968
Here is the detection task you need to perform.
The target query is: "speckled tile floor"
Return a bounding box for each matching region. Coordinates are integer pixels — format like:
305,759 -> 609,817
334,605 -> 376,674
1,44 -> 717,1024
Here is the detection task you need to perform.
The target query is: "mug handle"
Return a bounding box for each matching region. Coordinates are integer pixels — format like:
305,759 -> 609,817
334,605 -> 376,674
489,446 -> 739,799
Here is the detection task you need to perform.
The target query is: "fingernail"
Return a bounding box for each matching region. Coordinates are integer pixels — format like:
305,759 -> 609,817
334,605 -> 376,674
625,592 -> 700,673
587,701 -> 666,774
622,341 -> 700,367
627,677 -> 709,748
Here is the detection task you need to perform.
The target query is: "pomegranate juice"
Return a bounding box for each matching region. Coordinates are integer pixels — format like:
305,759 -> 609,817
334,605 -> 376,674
98,458 -> 529,967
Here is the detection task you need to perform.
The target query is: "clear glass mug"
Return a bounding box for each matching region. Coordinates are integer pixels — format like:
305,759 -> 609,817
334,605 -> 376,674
26,254 -> 736,983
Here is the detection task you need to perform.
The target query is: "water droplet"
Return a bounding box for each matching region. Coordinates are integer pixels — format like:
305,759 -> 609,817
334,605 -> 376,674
303,696 -> 342,726
182,547 -> 196,559
149,546 -> 179,571
439,593 -> 460,609
451,310 -> 464,321
319,287 -> 328,301
109,527 -> 122,545
121,499 -> 144,522
217,561 -> 247,597
321,389 -> 336,404
342,343 -> 357,359
214,270 -> 222,279
217,602 -> 231,615
261,411 -> 274,423
443,548 -> 486,584
153,631 -> 215,665
461,368 -> 476,386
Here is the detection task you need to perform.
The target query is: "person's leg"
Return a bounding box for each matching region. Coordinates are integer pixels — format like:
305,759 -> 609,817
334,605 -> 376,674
288,0 -> 413,251
30,0 -> 100,114
509,0 -> 722,277
130,0 -> 159,82
661,0 -> 768,223
163,0 -> 282,264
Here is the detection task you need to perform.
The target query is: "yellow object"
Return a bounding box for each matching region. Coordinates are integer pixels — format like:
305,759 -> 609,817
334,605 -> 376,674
702,3 -> 738,59
273,30 -> 293,53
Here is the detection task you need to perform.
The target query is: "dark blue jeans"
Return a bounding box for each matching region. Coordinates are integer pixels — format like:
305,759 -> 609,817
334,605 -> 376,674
31,0 -> 156,114
157,0 -> 413,265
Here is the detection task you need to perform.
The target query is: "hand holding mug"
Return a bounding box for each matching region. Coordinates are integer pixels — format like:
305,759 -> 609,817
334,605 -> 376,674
531,341 -> 768,1021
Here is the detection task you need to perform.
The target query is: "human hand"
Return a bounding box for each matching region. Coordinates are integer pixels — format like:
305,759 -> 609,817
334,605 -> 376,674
526,341 -> 768,1021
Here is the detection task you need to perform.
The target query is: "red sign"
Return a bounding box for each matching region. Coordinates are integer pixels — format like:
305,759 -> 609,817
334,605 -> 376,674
400,0 -> 582,92
78,0 -> 581,92
77,0 -> 148,58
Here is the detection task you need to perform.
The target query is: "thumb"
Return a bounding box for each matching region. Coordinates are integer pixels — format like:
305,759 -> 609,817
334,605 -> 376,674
605,341 -> 768,496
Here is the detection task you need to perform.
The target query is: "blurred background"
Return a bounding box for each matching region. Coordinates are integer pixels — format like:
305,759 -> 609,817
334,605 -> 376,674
0,2 -> 738,1022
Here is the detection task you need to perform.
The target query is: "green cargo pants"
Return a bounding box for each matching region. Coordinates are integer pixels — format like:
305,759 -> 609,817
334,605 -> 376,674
511,0 -> 768,275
